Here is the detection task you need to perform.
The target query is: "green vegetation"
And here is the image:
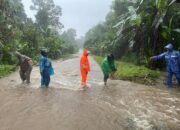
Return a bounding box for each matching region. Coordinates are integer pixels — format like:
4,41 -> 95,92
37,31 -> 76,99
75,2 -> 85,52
0,0 -> 78,65
93,56 -> 160,85
85,0 -> 180,69
0,0 -> 79,76
0,65 -> 16,78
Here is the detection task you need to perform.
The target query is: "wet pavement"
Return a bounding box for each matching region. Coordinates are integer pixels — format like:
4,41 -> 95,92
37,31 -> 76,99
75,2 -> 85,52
0,52 -> 180,130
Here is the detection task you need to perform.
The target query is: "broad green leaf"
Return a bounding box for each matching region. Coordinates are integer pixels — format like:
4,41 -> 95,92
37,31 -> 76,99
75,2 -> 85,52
168,0 -> 177,6
161,31 -> 169,40
173,28 -> 180,33
156,0 -> 167,10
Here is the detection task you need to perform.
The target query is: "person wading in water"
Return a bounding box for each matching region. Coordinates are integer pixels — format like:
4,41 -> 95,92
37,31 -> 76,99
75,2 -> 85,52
15,51 -> 33,84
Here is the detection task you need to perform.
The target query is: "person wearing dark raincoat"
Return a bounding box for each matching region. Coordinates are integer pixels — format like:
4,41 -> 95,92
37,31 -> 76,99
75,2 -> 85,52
101,54 -> 117,86
15,51 -> 33,84
80,49 -> 90,88
39,49 -> 54,87
150,43 -> 180,88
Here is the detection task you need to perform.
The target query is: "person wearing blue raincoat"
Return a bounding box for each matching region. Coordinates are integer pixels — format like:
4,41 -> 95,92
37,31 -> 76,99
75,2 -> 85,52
39,49 -> 54,87
150,43 -> 180,88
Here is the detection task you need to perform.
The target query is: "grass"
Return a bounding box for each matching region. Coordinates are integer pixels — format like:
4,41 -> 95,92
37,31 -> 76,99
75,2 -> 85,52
93,55 -> 160,85
0,65 -> 16,78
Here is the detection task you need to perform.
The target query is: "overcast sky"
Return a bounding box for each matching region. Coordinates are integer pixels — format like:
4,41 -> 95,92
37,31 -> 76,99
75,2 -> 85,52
22,0 -> 112,37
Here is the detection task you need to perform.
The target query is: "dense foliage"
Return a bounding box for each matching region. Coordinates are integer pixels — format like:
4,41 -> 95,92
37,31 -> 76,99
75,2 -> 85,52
84,0 -> 180,68
0,0 -> 77,64
93,55 -> 159,85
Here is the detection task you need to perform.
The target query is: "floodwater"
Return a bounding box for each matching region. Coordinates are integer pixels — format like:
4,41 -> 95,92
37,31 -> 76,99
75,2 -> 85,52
0,52 -> 180,130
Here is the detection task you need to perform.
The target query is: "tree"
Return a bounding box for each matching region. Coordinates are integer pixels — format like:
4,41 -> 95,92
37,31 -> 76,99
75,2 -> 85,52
0,0 -> 27,64
31,0 -> 63,35
60,28 -> 78,53
84,0 -> 180,68
76,36 -> 85,49
61,28 -> 77,44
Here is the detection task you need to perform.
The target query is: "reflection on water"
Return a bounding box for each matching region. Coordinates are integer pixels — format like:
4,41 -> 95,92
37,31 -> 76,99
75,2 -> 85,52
0,52 -> 180,130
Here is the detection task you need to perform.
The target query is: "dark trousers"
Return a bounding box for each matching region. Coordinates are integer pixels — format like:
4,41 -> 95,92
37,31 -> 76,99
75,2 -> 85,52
104,74 -> 109,82
167,71 -> 180,87
41,71 -> 50,87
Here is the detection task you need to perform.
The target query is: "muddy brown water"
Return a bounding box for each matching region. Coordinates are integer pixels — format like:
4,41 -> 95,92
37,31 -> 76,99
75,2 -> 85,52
0,52 -> 180,130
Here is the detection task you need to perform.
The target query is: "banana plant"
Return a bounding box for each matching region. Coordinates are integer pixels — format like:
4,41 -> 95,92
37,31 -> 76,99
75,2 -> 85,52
152,0 -> 177,29
161,11 -> 180,39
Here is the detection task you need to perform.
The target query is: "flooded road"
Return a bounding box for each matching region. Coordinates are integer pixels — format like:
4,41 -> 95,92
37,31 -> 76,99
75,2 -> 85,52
0,52 -> 180,130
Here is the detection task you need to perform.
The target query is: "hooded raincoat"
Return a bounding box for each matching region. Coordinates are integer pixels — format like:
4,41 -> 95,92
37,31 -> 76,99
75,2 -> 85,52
152,44 -> 180,87
40,55 -> 54,87
101,57 -> 116,81
80,49 -> 90,86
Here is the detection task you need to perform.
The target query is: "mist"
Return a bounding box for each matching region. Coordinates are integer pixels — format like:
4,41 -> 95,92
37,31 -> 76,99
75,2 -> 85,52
22,0 -> 112,37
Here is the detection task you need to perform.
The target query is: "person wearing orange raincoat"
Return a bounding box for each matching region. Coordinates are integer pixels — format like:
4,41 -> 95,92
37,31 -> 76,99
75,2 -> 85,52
80,49 -> 90,88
